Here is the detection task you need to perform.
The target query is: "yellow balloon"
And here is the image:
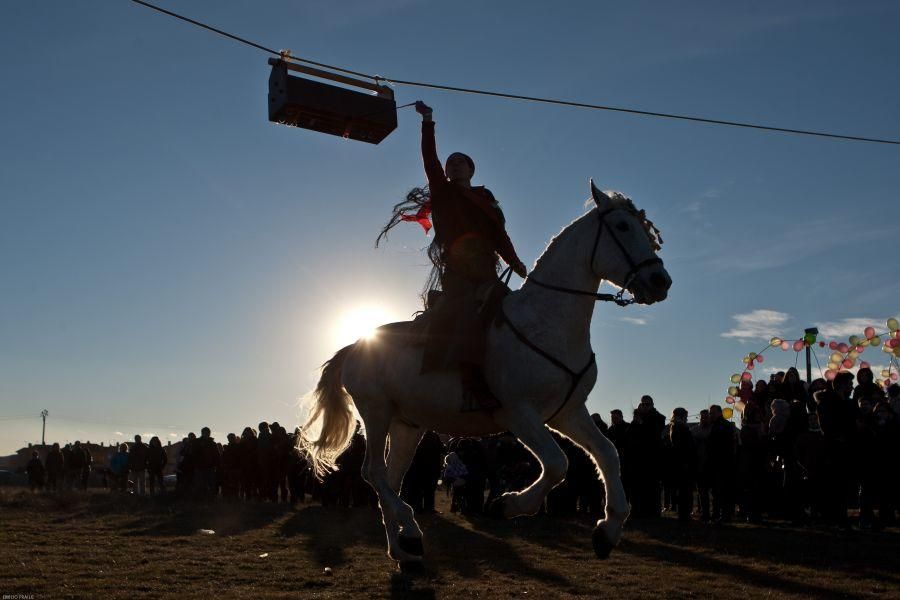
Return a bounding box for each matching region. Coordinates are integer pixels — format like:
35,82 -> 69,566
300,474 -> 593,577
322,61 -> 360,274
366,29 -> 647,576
742,357 -> 751,364
882,369 -> 891,378
728,386 -> 739,396
884,344 -> 893,354
830,352 -> 843,363
748,352 -> 758,359
771,337 -> 783,347
871,336 -> 881,346
723,407 -> 734,420
848,350 -> 859,359
888,317 -> 899,331
730,374 -> 741,384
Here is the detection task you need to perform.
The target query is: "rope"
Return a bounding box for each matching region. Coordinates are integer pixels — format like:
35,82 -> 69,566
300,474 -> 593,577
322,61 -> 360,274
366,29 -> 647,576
128,0 -> 900,146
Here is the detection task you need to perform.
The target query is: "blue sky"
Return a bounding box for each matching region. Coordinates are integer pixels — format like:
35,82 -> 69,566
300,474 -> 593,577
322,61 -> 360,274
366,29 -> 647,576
1,0 -> 898,453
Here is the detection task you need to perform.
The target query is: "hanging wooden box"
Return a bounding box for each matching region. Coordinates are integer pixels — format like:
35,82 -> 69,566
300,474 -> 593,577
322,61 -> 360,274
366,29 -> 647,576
268,59 -> 397,144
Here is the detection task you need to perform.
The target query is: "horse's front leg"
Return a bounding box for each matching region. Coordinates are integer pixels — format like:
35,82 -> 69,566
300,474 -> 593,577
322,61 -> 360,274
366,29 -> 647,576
550,404 -> 628,559
357,403 -> 424,565
385,419 -> 425,556
490,409 -> 569,518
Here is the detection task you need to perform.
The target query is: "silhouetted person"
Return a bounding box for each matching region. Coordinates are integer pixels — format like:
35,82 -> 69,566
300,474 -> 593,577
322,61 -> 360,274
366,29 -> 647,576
411,101 -> 526,411
691,409 -> 712,522
221,433 -> 242,500
129,435 -> 149,495
176,433 -> 196,496
239,427 -> 258,500
45,443 -> 64,492
815,371 -> 856,527
667,408 -> 696,522
110,443 -> 130,492
80,443 -> 93,490
26,451 -> 45,491
147,436 -> 168,496
606,409 -> 630,501
194,427 -> 221,499
707,405 -> 736,523
402,430 -> 446,514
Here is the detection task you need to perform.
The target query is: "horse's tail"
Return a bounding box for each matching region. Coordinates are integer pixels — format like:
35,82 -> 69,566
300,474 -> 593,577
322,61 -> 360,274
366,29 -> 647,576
298,344 -> 357,479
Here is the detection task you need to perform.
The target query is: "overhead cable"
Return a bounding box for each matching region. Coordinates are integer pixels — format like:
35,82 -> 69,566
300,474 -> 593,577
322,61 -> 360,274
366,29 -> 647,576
128,0 -> 900,146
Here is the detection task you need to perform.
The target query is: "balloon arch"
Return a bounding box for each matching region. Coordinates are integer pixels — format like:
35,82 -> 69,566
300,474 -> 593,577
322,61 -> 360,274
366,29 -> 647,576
725,317 -> 900,411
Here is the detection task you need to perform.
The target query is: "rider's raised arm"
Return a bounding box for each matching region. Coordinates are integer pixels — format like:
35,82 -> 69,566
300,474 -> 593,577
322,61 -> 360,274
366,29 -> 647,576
421,119 -> 447,190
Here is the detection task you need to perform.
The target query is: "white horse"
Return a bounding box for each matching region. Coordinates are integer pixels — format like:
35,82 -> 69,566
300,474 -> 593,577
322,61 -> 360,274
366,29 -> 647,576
300,181 -> 671,566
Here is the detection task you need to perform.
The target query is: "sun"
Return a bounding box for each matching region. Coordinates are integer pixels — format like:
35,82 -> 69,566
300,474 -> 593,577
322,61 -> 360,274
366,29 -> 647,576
333,305 -> 399,347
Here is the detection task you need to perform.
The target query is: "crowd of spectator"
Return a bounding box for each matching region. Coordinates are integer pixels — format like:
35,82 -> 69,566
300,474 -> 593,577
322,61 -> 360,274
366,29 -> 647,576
21,368 -> 900,531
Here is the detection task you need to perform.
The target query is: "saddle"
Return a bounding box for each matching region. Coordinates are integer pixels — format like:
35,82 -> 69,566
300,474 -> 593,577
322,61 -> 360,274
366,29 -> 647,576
374,278 -> 511,373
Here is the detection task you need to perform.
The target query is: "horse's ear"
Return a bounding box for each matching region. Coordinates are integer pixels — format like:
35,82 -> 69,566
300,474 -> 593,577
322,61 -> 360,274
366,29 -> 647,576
590,179 -> 611,208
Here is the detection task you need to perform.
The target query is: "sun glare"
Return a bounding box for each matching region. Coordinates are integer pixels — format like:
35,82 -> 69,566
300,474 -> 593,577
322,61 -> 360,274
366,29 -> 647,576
334,305 -> 398,347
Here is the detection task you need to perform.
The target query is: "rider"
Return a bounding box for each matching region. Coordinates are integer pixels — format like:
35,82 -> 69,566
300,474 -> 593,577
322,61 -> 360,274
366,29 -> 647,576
416,101 -> 527,410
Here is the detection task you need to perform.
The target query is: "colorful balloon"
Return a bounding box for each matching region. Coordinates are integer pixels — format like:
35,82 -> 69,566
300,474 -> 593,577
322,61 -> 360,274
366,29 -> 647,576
830,352 -> 843,363
781,341 -> 790,351
730,374 -> 741,384
825,369 -> 837,381
892,373 -> 899,381
818,341 -> 825,348
849,335 -> 860,346
838,343 -> 849,353
747,363 -> 755,370
756,354 -> 765,364
770,337 -> 783,347
742,372 -> 752,381
729,386 -> 739,396
829,341 -> 838,350
865,326 -> 876,339
848,350 -> 859,359
726,396 -> 735,405
742,356 -> 751,364
793,340 -> 804,352
723,407 -> 734,420
888,317 -> 899,331
860,361 -> 870,370
882,369 -> 891,378
871,336 -> 881,346
842,358 -> 854,369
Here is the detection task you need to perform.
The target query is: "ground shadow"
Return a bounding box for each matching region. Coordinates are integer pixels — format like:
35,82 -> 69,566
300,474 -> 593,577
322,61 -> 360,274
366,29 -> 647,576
280,504 -> 386,567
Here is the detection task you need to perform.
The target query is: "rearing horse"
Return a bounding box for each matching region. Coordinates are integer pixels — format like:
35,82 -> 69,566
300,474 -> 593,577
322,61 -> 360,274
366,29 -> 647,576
300,181 -> 672,565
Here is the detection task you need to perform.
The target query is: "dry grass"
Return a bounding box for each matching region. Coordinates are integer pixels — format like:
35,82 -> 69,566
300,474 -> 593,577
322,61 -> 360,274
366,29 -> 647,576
1,488 -> 898,599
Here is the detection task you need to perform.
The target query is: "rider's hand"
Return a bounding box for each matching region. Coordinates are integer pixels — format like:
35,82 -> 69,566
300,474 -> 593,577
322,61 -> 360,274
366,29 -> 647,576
512,261 -> 528,278
415,101 -> 433,119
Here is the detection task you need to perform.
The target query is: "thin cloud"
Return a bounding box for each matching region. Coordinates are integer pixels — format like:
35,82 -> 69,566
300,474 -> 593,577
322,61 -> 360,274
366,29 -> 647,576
114,431 -> 124,437
622,317 -> 649,326
817,318 -> 883,340
722,309 -> 791,341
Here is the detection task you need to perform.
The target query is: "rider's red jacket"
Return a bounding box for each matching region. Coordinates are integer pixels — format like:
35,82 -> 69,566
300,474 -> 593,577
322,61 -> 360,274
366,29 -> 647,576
421,120 -> 522,281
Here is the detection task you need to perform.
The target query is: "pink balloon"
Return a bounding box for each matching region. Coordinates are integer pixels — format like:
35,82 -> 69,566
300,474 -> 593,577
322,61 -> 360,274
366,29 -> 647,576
742,372 -> 752,381
889,339 -> 899,349
838,343 -> 849,353
825,369 -> 837,381
829,341 -> 838,350
781,341 -> 790,351
892,373 -> 899,381
793,340 -> 804,352
747,363 -> 755,370
860,361 -> 871,370
857,346 -> 866,353
726,397 -> 735,405
842,358 -> 854,369
756,354 -> 765,364
865,326 -> 876,339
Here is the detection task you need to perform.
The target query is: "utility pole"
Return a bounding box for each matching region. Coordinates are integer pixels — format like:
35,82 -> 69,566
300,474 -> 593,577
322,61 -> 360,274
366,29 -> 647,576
41,409 -> 48,446
804,327 -> 819,384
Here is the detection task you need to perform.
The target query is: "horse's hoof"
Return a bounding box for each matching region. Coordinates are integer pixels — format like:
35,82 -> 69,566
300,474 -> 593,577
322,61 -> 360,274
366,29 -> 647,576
486,497 -> 506,519
398,535 -> 424,557
592,527 -> 615,559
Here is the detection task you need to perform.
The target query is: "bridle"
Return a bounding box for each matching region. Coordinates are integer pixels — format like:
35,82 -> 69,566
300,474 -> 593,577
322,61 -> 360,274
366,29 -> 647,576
494,204 -> 663,422
524,206 -> 663,307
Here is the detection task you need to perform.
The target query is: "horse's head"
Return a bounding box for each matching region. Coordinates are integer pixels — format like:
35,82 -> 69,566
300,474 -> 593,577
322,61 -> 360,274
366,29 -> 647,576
589,180 -> 672,305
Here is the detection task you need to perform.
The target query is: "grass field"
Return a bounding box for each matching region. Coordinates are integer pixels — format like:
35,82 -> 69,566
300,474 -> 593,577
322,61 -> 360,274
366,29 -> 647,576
1,488 -> 898,599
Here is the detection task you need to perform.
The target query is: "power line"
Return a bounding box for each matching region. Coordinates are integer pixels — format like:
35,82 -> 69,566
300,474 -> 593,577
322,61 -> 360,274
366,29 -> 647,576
128,0 -> 900,146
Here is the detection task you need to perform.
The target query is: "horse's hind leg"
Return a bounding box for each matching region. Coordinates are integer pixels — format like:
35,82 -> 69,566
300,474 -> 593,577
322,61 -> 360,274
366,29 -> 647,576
490,409 -> 569,518
385,420 -> 425,556
358,402 -> 424,564
550,404 -> 628,558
